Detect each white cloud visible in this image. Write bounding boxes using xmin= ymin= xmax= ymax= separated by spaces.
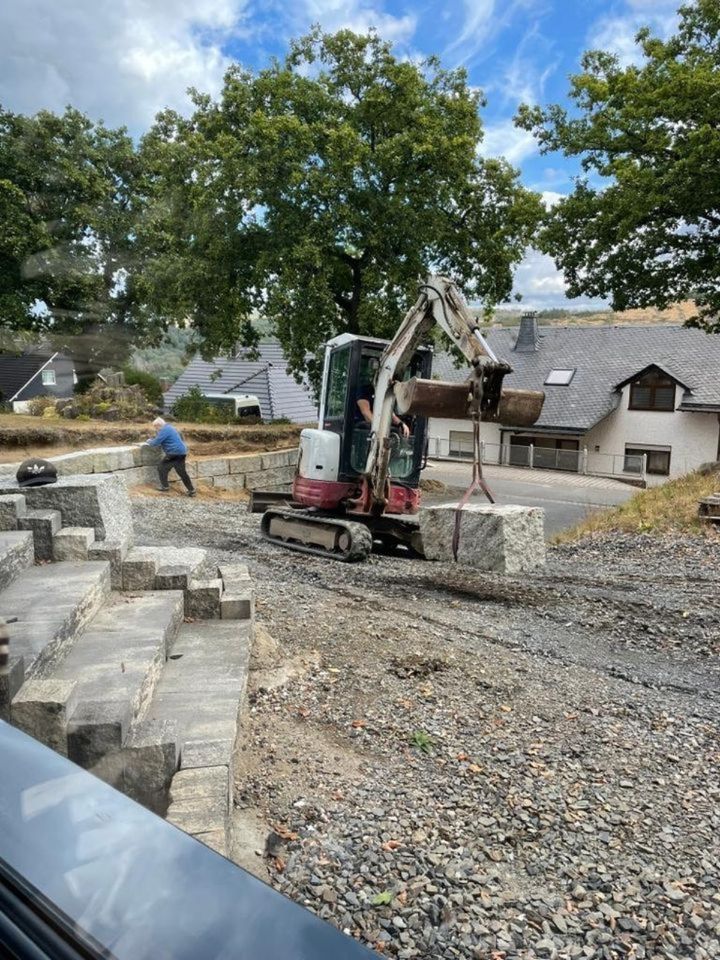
xmin=0 ymin=0 xmax=247 ymax=130
xmin=299 ymin=0 xmax=416 ymax=42
xmin=490 ymin=21 xmax=558 ymax=107
xmin=541 ymin=190 xmax=564 ymax=209
xmin=0 ymin=0 xmax=419 ymax=131
xmin=443 ymin=0 xmax=544 ymax=69
xmin=472 ymin=19 xmax=558 ymax=168
xmin=512 ymin=249 xmax=609 ymax=309
xmin=478 ymin=119 xmax=537 ymax=165
xmin=587 ymin=1 xmax=678 ymax=67
xmin=443 ymin=0 xmax=496 ymax=60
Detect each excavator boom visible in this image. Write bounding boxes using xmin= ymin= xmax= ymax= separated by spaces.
xmin=362 ymin=276 xmax=544 ymax=513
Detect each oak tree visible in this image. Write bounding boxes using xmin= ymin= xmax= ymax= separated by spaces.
xmin=516 ymin=0 xmax=720 ymax=330
xmin=141 ymin=29 xmax=542 ymax=383
xmin=0 ymin=107 xmax=149 ymax=364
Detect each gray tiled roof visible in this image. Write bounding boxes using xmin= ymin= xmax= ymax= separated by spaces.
xmin=0 ymin=351 xmax=53 ymax=402
xmin=164 ymin=341 xmax=318 ymax=424
xmin=432 ymin=325 xmax=720 ymax=432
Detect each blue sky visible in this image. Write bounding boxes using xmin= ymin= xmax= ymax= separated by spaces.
xmin=0 ymin=0 xmax=680 ymax=307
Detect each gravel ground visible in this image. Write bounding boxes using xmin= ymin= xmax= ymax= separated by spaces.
xmin=133 ymin=494 xmax=720 ymax=960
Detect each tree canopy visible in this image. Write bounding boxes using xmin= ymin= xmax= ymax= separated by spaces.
xmin=140 ymin=28 xmax=542 ymax=383
xmin=516 ymin=0 xmax=720 ymax=332
xmin=0 ymin=106 xmax=151 ymax=364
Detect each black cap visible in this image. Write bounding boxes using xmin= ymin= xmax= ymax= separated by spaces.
xmin=16 ymin=458 xmax=58 ymax=487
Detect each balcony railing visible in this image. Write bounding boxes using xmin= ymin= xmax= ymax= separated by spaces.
xmin=428 ymin=437 xmax=647 ymax=480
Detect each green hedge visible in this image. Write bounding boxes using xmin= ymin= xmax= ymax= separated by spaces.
xmin=122 ymin=367 xmax=164 ymax=408
xmin=170 ymin=385 xmax=237 ymax=424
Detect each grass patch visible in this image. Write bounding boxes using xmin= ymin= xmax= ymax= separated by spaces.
xmin=555 ymin=469 xmax=720 ymax=542
xmin=410 ymin=730 xmax=435 ymax=754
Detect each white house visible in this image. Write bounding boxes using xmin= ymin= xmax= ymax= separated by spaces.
xmin=430 ymin=317 xmax=720 ymax=482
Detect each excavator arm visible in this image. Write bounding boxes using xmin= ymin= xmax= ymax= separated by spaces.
xmin=361 ymin=276 xmax=544 ymax=513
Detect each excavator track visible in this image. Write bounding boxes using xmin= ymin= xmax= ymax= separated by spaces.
xmin=260 ymin=508 xmax=374 ymax=562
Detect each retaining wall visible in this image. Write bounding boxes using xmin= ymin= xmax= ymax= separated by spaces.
xmin=0 ymin=445 xmax=299 ymax=492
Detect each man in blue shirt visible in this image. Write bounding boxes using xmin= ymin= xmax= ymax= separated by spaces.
xmin=145 ymin=417 xmax=196 ymax=497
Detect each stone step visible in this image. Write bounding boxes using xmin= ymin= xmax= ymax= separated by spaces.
xmin=218 ymin=564 xmax=254 ymax=621
xmin=0 ymin=530 xmax=34 ymax=592
xmin=88 ymin=540 xmax=127 ymax=590
xmin=19 ymin=508 xmax=62 ymax=561
xmin=145 ymin=620 xmax=252 ymax=854
xmin=0 ymin=561 xmax=111 ymax=719
xmin=122 ymin=546 xmax=206 ymax=592
xmin=0 ymin=474 xmax=135 ymax=552
xmin=12 ymin=591 xmax=185 ymax=767
xmin=185 ymin=578 xmax=222 ymax=618
xmin=53 ymin=526 xmax=96 ymax=562
xmin=0 ymin=493 xmax=27 ymax=531
xmin=65 ymin=593 xmax=184 ymax=769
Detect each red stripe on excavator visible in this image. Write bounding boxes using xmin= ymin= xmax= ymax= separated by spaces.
xmin=292 ymin=476 xmax=356 ymax=509
xmin=293 ymin=475 xmax=421 ymax=515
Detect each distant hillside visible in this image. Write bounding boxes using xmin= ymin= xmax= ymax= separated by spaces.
xmin=488 ymin=301 xmax=698 ymax=328
xmin=133 ymin=302 xmax=700 ymax=385
xmin=132 ymin=327 xmax=197 ymax=382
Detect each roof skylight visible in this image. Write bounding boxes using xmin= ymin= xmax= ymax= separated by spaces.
xmin=545 ymin=369 xmax=576 ymax=386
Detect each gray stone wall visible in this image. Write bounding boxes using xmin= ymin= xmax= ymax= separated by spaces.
xmin=0 ymin=445 xmax=298 ymax=493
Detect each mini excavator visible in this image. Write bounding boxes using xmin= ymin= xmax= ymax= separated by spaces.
xmin=252 ymin=276 xmax=545 ymax=561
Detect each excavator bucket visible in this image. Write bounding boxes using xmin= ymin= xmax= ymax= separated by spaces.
xmin=394 ymin=377 xmax=544 ymax=428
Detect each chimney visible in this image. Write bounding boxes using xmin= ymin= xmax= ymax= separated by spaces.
xmin=514 ymin=311 xmax=540 ymax=352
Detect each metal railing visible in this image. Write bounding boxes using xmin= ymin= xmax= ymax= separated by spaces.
xmin=428 ymin=436 xmax=647 ymax=480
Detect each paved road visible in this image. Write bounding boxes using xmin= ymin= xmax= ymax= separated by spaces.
xmin=424 ymin=460 xmax=636 ymax=538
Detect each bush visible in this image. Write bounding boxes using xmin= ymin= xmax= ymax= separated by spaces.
xmin=122 ymin=366 xmax=164 ymax=408
xmin=171 ymin=385 xmax=236 ymax=424
xmin=27 ymin=395 xmax=57 ymax=417
xmin=60 ymin=379 xmax=156 ymax=422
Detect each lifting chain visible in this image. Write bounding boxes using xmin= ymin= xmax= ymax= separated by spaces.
xmin=451 ymin=369 xmax=496 ymax=562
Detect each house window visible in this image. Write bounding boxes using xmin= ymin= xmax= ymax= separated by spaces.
xmin=41 ymin=369 xmax=56 ymax=386
xmin=628 ymin=370 xmax=675 ymax=411
xmin=544 ymin=369 xmax=575 ymax=386
xmin=624 ymin=446 xmax=671 ymax=476
xmin=72 ymin=369 xmax=78 ymax=385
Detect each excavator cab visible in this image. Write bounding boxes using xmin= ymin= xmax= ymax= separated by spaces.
xmin=320 ymin=334 xmax=432 ymax=490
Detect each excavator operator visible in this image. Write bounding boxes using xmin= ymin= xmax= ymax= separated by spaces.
xmin=355 ymin=358 xmax=410 ymax=437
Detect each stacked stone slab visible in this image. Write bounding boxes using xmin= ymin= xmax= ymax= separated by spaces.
xmin=0 ymin=472 xmax=256 ymax=857
xmin=151 ymin=617 xmax=252 ymax=855
xmin=0 ymin=444 xmax=298 ymax=492
xmin=0 ymin=530 xmax=34 ymax=591
xmin=0 ymin=561 xmax=112 ymax=720
xmin=0 ymin=473 xmax=134 ymax=551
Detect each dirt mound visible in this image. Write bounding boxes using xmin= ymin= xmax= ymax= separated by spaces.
xmin=0 ymin=413 xmax=303 ymax=461
xmin=419 ymin=478 xmax=447 ymax=494
xmin=130 ymin=483 xmax=250 ymax=503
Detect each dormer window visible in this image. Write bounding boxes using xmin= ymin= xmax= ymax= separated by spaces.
xmin=628 ymin=369 xmax=675 ymax=411
xmin=544 ymin=369 xmax=575 ymax=386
